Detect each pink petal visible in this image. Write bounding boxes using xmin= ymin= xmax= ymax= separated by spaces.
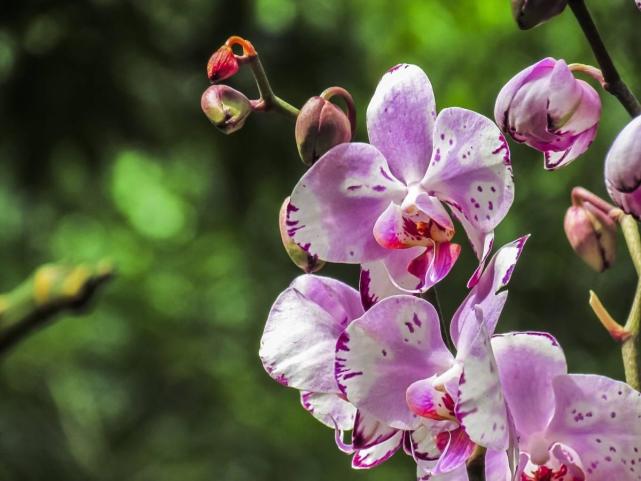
xmin=406 ymin=423 xmax=448 ymax=461
xmin=352 ymin=410 xmax=398 ymax=449
xmin=485 ymin=449 xmax=511 ymax=481
xmin=546 ymin=374 xmax=641 ymax=481
xmin=544 ymin=124 xmax=598 ymax=170
xmin=492 ymin=332 xmax=567 ymax=446
xmin=367 ymin=64 xmax=436 ymax=185
xmin=434 ymin=427 xmax=476 ymax=473
xmin=422 ymin=107 xmax=514 ymax=239
xmin=359 ymin=261 xmax=407 ymax=310
xmin=260 ymin=275 xmax=361 ymax=393
xmin=336 ymin=296 xmax=454 ymax=430
xmin=293 ymin=274 xmax=364 ymax=326
xmin=451 ymin=236 xmax=529 ymax=347
xmin=352 ymin=431 xmax=403 ymax=469
xmin=494 ymin=58 xmax=557 ymax=133
xmin=455 ymin=318 xmax=509 ymax=451
xmin=407 ymin=377 xmax=456 ymax=421
xmin=418 ymin=461 xmax=470 ymax=481
xmin=300 ymin=391 xmax=356 ymax=430
xmin=289 ymin=142 xmax=406 ymax=263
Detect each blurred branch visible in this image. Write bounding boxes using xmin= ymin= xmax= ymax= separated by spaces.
xmin=568 ymin=0 xmax=641 ymax=117
xmin=0 ymin=260 xmax=114 ymax=355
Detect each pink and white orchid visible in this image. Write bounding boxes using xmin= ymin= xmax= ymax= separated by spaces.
xmin=259 ymin=274 xmax=411 ymax=469
xmin=492 ymin=332 xmax=641 ymax=481
xmin=495 ymin=58 xmax=601 ymax=171
xmin=335 ymin=237 xmax=528 ymax=481
xmin=287 ymin=64 xmax=514 ymax=295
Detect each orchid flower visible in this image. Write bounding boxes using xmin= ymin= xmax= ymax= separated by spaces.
xmin=492 ymin=332 xmax=641 ymax=481
xmin=259 ymin=274 xmax=408 ymax=468
xmin=335 ymin=237 xmax=528 ymax=480
xmin=495 ymin=58 xmax=601 ymax=170
xmin=287 ymin=64 xmax=514 ymax=295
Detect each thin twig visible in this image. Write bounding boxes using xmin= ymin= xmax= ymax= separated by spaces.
xmin=568 ymin=0 xmax=641 ymax=117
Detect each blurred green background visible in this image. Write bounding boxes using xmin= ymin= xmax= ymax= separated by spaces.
xmin=0 ymin=0 xmax=638 ymax=479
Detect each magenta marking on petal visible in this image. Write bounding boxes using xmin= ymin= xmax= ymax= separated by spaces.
xmin=491 ymin=134 xmax=511 ymax=165
xmin=405 ymin=322 xmax=415 ymax=333
xmin=337 ymin=332 xmax=350 ymax=352
xmin=413 ymin=313 xmax=422 ymax=327
xmin=343 ymin=371 xmax=364 ymax=380
xmin=359 ymin=269 xmax=377 ymax=311
xmin=347 ymin=185 xmax=363 ymax=191
xmin=379 ymin=167 xmax=395 ymax=182
xmin=373 ymin=185 xmax=387 ymax=192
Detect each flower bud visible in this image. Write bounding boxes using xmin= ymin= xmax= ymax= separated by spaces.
xmin=495 ymin=58 xmax=601 ymax=170
xmin=511 ymin=0 xmax=568 ymax=29
xmin=206 ymin=45 xmax=239 ymax=83
xmin=564 ymin=202 xmax=616 ymax=272
xmin=295 ymin=96 xmax=352 ymax=166
xmin=279 ymin=197 xmax=325 ymax=273
xmin=201 ymin=84 xmax=252 ymax=134
xmin=605 ymin=116 xmax=641 ymax=220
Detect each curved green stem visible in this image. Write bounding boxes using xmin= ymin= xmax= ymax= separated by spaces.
xmin=619 ymin=214 xmax=641 ymax=390
xmin=245 ymin=54 xmax=299 ymax=118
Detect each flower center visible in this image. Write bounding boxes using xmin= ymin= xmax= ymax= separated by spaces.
xmin=521 ymin=443 xmax=585 ymax=481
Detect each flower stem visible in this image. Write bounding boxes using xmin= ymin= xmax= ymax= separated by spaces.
xmin=245 ymin=54 xmax=300 ymax=118
xmin=568 ymin=0 xmax=641 ymax=117
xmin=425 ymin=287 xmax=452 ymax=351
xmin=618 ymin=213 xmax=641 ymax=390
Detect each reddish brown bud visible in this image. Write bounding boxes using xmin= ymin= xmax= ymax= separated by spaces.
xmin=295 ymin=96 xmax=352 ymax=166
xmin=279 ymin=197 xmax=325 ymax=273
xmin=207 ymin=45 xmax=239 ymax=83
xmin=201 ymin=84 xmax=252 ymax=134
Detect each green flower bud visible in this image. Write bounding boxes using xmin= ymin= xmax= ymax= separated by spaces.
xmin=511 ymin=0 xmax=568 ymax=29
xmin=279 ymin=197 xmax=325 ymax=273
xmin=201 ymin=84 xmax=252 ymax=134
xmin=295 ymin=96 xmax=352 ymax=166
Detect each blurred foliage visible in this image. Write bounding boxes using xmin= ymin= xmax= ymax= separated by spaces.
xmin=0 ymin=0 xmax=639 ymax=479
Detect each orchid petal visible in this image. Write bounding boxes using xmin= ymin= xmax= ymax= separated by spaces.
xmin=494 ymin=58 xmax=558 ymax=134
xmin=382 ymin=243 xmax=461 ymax=294
xmin=292 ymin=274 xmax=364 ymax=326
xmin=260 ymin=275 xmax=361 ymax=392
xmin=485 ymin=449 xmax=511 ymax=481
xmin=434 ymin=427 xmax=476 ymax=473
xmin=407 ymin=377 xmax=456 ymax=421
xmin=406 ymin=423 xmax=449 ymax=461
xmin=300 ymin=391 xmax=356 ymax=430
xmin=422 ymin=107 xmax=514 ymax=239
xmin=367 ymin=64 xmax=436 ymax=185
xmin=418 ymin=461 xmax=470 ymax=481
xmin=456 ymin=316 xmax=509 ymax=451
xmin=544 ymin=124 xmax=598 ymax=170
xmin=492 ymin=332 xmax=567 ymax=446
xmin=451 ymin=236 xmax=529 ymax=347
xmin=289 ymin=142 xmax=405 ymax=263
xmin=352 ymin=431 xmax=403 ymax=469
xmin=546 ymin=374 xmax=641 ymax=481
xmin=359 ymin=262 xmax=406 ymax=310
xmin=336 ymin=296 xmax=453 ymax=430
xmin=352 ymin=410 xmax=398 ymax=450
